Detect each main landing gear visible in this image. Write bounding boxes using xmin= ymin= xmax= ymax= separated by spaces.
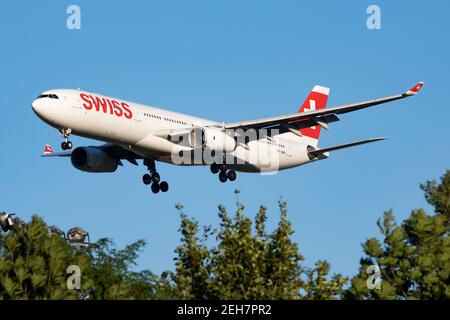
xmin=143 ymin=159 xmax=169 ymax=194
xmin=210 ymin=163 xmax=237 ymax=183
xmin=60 ymin=128 xmax=73 ymax=150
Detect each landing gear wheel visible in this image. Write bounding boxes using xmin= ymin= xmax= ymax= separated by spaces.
xmin=219 ymin=164 xmax=227 ymax=172
xmin=210 ymin=163 xmax=220 ymax=174
xmin=227 ymin=170 xmax=237 ymax=181
xmin=61 ymin=141 xmax=72 ymax=150
xmin=159 ymin=181 xmax=169 ymax=192
xmin=151 ymin=183 xmax=160 ymax=194
xmin=219 ymin=171 xmax=228 ymax=183
xmin=142 ymin=174 xmax=152 ymax=185
xmin=143 ymin=159 xmax=167 ymax=193
xmin=60 ymin=128 xmax=72 ymax=150
xmin=151 ymin=172 xmax=160 ymax=183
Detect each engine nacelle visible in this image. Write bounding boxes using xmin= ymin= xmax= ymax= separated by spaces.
xmin=188 ymin=127 xmax=236 ymax=152
xmin=71 ymin=147 xmax=118 ymax=173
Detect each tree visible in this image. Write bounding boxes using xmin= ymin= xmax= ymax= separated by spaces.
xmin=0 ymin=216 xmax=91 ymax=299
xmin=85 ymin=238 xmax=160 ymax=300
xmin=304 ymin=260 xmax=348 ymax=300
xmin=164 ymin=204 xmax=211 ymax=299
xmin=0 ymin=216 xmax=160 ymax=300
xmin=420 ymin=169 xmax=450 ymax=226
xmin=166 ymin=197 xmax=346 ymax=299
xmin=345 ymin=170 xmax=450 ymax=299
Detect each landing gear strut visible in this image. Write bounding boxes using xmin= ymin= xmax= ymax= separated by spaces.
xmin=143 ymin=159 xmax=169 ymax=193
xmin=210 ymin=164 xmax=237 ymax=183
xmin=60 ymin=128 xmax=73 ymax=150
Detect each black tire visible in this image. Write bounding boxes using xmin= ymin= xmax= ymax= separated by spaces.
xmin=219 ymin=164 xmax=227 ymax=172
xmin=210 ymin=163 xmax=219 ymax=174
xmin=142 ymin=173 xmax=152 ymax=185
xmin=151 ymin=172 xmax=161 ymax=183
xmin=66 ymin=141 xmax=73 ymax=149
xmin=227 ymin=170 xmax=237 ymax=181
xmin=219 ymin=171 xmax=228 ymax=183
xmin=61 ymin=142 xmax=67 ymax=150
xmin=159 ymin=181 xmax=169 ymax=192
xmin=151 ymin=183 xmax=160 ymax=193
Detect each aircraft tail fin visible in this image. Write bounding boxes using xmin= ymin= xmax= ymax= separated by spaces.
xmin=297 ymin=85 xmax=330 ymax=145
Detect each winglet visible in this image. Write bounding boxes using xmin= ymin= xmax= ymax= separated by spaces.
xmin=41 ymin=144 xmax=72 ymax=157
xmin=43 ymin=144 xmax=53 ymax=155
xmin=405 ymin=82 xmax=425 ymax=96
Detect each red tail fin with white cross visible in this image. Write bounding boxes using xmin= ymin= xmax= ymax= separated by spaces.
xmin=298 ymin=85 xmax=329 ymax=141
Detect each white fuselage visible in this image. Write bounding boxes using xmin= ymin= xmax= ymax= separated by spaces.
xmin=32 ymin=89 xmax=315 ymax=172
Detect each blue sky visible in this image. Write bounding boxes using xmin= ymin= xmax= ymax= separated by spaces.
xmin=0 ymin=1 xmax=448 ymax=279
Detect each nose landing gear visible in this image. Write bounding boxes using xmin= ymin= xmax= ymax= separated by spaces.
xmin=143 ymin=159 xmax=169 ymax=193
xmin=60 ymin=128 xmax=73 ymax=150
xmin=210 ymin=164 xmax=237 ymax=183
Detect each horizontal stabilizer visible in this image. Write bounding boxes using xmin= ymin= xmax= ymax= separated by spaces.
xmin=308 ymin=137 xmax=386 ymax=158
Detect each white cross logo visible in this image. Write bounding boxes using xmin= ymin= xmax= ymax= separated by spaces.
xmin=303 ymin=99 xmax=316 ymax=130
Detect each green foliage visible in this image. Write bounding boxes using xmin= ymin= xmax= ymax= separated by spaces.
xmin=345 ymin=170 xmax=450 ymax=299
xmin=164 ymin=204 xmax=210 ymax=299
xmin=304 ymin=260 xmax=348 ymax=300
xmin=0 ymin=216 xmax=159 ymax=300
xmin=420 ymin=170 xmax=450 ymax=220
xmin=85 ymin=238 xmax=159 ymax=299
xmin=2 ymin=170 xmax=448 ymax=300
xmin=165 ymin=199 xmax=345 ymax=299
xmin=0 ymin=216 xmax=91 ymax=299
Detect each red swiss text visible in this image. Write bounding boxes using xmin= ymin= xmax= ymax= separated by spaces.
xmin=80 ymin=93 xmax=133 ymax=119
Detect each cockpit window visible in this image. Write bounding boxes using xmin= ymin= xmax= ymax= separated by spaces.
xmin=37 ymin=94 xmax=59 ymax=99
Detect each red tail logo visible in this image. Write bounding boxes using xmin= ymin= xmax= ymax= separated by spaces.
xmin=298 ymin=85 xmax=329 ymax=140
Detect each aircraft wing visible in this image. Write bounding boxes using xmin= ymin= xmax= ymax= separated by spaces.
xmin=98 ymin=143 xmax=143 ymax=165
xmin=224 ymin=82 xmax=424 ymax=131
xmin=41 ymin=145 xmax=72 ymax=157
xmin=41 ymin=143 xmax=142 ymax=166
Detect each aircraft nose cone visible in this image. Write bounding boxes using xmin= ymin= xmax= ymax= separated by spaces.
xmin=31 ymin=98 xmax=52 ymax=122
xmin=31 ymin=99 xmax=41 ymax=114
xmin=32 ymin=97 xmax=56 ymax=124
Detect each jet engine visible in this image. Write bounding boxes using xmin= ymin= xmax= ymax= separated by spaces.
xmin=71 ymin=147 xmax=118 ymax=173
xmin=188 ymin=127 xmax=236 ymax=152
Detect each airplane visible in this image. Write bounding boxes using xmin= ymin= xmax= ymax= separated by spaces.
xmin=32 ymin=82 xmax=424 ymax=193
